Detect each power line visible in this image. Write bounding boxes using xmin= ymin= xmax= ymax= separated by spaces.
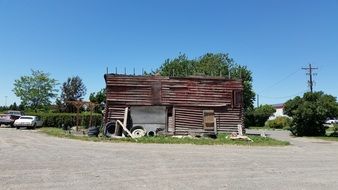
xmin=302 ymin=64 xmax=318 ymax=93
xmin=259 ymin=90 xmax=307 ymax=99
xmin=257 ymin=69 xmax=300 ymax=94
xmin=256 ymin=69 xmax=301 ymax=106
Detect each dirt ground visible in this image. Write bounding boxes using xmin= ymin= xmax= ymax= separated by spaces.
xmin=1 ymin=128 xmax=338 ymax=190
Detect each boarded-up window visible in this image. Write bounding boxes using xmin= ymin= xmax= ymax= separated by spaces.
xmin=232 ymin=90 xmax=243 ymax=108
xmin=203 ymin=110 xmax=215 ymax=130
xmin=152 ymin=81 xmax=162 ymax=105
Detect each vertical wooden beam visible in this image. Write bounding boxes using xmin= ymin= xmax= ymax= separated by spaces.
xmin=165 ymin=107 xmax=168 ymax=133
xmin=123 ymin=107 xmax=128 ymax=127
xmin=172 ymin=107 xmax=176 ymax=134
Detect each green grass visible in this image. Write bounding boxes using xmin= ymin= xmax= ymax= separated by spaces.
xmin=39 ymin=127 xmax=289 ymax=146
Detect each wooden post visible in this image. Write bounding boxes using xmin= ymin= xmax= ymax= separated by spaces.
xmin=173 ymin=107 xmax=176 ymax=134
xmin=214 ymin=117 xmax=217 ymax=134
xmin=123 ymin=107 xmax=128 ymax=127
xmin=76 ymin=107 xmax=80 ymax=131
xmin=88 ymin=102 xmax=98 ymax=127
xmin=66 ymin=100 xmax=87 ymax=131
xmin=72 ymin=101 xmax=84 ymax=131
xmin=238 ymin=124 xmax=243 ymax=136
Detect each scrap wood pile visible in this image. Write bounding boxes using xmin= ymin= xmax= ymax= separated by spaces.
xmin=227 ymin=132 xmax=253 ymax=142
xmin=227 ymin=124 xmax=253 ymax=142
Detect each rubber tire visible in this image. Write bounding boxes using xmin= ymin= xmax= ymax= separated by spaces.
xmin=16 ymin=126 xmax=20 ymax=129
xmin=147 ymin=130 xmax=156 ymax=137
xmin=88 ymin=127 xmax=99 ymax=137
xmin=103 ymin=121 xmax=116 ymax=137
xmin=131 ymin=126 xmax=146 ymax=138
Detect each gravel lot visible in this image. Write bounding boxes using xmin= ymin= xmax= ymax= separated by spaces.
xmin=1 ymin=128 xmax=338 ymax=190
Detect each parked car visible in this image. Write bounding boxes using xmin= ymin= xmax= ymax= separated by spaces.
xmin=0 ymin=110 xmax=24 ymax=127
xmin=14 ymin=116 xmax=43 ymax=129
xmin=0 ymin=114 xmax=16 ymax=127
xmin=5 ymin=110 xmax=24 ymax=117
xmin=325 ymin=118 xmax=338 ymax=124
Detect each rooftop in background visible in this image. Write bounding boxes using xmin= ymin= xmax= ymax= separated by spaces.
xmin=271 ymin=104 xmax=284 ymax=109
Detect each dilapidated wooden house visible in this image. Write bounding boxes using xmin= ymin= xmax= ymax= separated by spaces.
xmin=104 ymin=74 xmax=243 ymax=136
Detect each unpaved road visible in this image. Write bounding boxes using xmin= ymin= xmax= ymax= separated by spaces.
xmin=1 ymin=128 xmax=338 ymax=190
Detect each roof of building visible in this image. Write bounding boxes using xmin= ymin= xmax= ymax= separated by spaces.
xmin=271 ymin=103 xmax=284 ymax=109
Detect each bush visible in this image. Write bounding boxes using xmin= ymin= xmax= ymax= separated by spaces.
xmin=330 ymin=124 xmax=338 ymax=137
xmin=26 ymin=112 xmax=103 ymax=128
xmin=284 ymin=92 xmax=338 ymax=136
xmin=265 ymin=116 xmax=292 ymax=129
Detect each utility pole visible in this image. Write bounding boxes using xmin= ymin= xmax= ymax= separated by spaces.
xmin=5 ymin=96 xmax=7 ymax=107
xmin=302 ymin=64 xmax=318 ymax=93
xmin=256 ymin=94 xmax=259 ymax=107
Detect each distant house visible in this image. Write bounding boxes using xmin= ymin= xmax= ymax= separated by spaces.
xmin=268 ymin=103 xmax=288 ymax=120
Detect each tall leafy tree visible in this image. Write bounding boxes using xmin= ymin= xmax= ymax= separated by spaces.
xmin=61 ymin=76 xmax=87 ymax=112
xmin=156 ymin=53 xmax=255 ymax=111
xmin=9 ymin=102 xmax=18 ymax=110
xmin=284 ymin=91 xmax=338 ymax=136
xmin=89 ymin=88 xmax=106 ymax=104
xmin=13 ymin=70 xmax=58 ymax=110
xmin=89 ymin=88 xmax=106 ymax=113
xmin=244 ymin=104 xmax=275 ymax=127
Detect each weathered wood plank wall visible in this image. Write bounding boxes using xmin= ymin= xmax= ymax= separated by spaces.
xmin=105 ymin=74 xmax=243 ymax=134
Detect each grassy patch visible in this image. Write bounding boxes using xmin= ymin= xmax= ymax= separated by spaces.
xmin=39 ymin=127 xmax=289 ymax=146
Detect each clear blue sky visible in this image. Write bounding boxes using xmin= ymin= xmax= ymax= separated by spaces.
xmin=0 ymin=0 xmax=337 ymax=106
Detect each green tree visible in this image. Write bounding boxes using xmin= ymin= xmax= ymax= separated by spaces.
xmin=61 ymin=76 xmax=87 ymax=112
xmin=155 ymin=53 xmax=255 ymax=111
xmin=54 ymin=98 xmax=64 ymax=113
xmin=9 ymin=102 xmax=18 ymax=110
xmin=244 ymin=104 xmax=275 ymax=127
xmin=284 ymin=91 xmax=338 ymax=136
xmin=89 ymin=89 xmax=106 ymax=113
xmin=13 ymin=70 xmax=58 ymax=110
xmin=157 ymin=54 xmax=196 ymax=76
xmin=231 ymin=65 xmax=255 ymax=111
xmin=89 ymin=89 xmax=106 ymax=104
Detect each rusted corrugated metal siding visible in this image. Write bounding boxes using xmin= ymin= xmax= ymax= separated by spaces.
xmin=174 ymin=107 xmax=204 ymax=135
xmin=106 ymin=104 xmax=126 ymax=123
xmin=105 ymin=75 xmax=242 ymax=107
xmin=105 ymin=76 xmax=159 ymax=106
xmin=161 ymin=78 xmax=232 ymax=106
xmin=105 ymin=74 xmax=243 ymax=134
xmin=215 ymin=108 xmax=243 ymax=133
xmin=173 ymin=106 xmax=243 ymax=135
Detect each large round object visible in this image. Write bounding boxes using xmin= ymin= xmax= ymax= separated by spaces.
xmin=88 ymin=127 xmax=99 ymax=137
xmin=147 ymin=130 xmax=156 ymax=137
xmin=103 ymin=121 xmax=116 ymax=137
xmin=131 ymin=126 xmax=146 ymax=138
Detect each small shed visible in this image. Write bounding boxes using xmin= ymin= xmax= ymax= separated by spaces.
xmin=104 ymin=74 xmax=244 ymax=136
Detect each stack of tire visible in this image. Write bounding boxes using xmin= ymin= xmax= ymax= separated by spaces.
xmin=87 ymin=127 xmax=99 ymax=137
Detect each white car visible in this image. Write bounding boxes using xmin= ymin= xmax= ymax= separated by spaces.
xmin=325 ymin=119 xmax=338 ymax=124
xmin=14 ymin=116 xmax=43 ymax=129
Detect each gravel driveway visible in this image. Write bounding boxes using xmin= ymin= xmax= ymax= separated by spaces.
xmin=1 ymin=128 xmax=338 ymax=190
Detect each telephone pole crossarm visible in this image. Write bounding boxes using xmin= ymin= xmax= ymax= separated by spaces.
xmin=302 ymin=64 xmax=318 ymax=93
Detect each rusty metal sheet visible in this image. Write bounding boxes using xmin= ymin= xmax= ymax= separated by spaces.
xmin=104 ymin=74 xmax=244 ymax=134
